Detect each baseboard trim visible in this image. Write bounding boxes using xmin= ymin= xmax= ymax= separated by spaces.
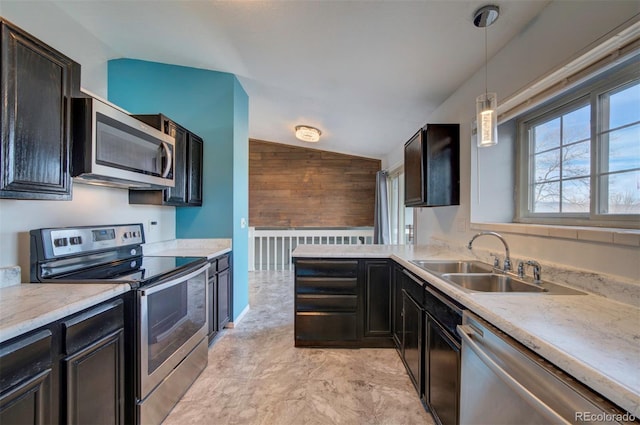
xmin=227 ymin=304 xmax=250 ymax=328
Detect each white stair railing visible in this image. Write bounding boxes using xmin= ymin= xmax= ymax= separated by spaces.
xmin=248 ymin=227 xmax=374 ymax=271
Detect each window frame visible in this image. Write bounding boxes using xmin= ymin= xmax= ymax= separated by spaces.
xmin=516 ymin=58 xmax=640 ymax=228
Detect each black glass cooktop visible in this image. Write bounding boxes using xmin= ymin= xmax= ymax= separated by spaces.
xmin=50 ymin=255 xmax=207 ymax=287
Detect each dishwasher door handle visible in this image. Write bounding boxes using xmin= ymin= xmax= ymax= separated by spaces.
xmin=457 ymin=324 xmax=571 ymax=425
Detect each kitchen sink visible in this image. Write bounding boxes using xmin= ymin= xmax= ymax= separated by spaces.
xmin=410 ymin=260 xmax=494 ymax=274
xmin=410 ymin=259 xmax=586 ymax=295
xmin=441 ymin=273 xmax=547 ymax=293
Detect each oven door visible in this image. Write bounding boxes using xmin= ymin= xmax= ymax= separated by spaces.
xmin=138 ymin=264 xmax=208 ymax=399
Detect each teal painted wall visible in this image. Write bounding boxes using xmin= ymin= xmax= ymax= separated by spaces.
xmin=108 ymin=59 xmax=249 ymax=321
xmin=232 ymin=78 xmax=249 ymax=319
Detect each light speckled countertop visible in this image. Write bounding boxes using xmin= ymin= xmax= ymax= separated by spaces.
xmin=143 ymin=238 xmax=232 ymax=259
xmin=292 ymin=244 xmax=640 ymax=417
xmin=0 ymin=283 xmax=131 ymax=343
xmin=0 ymin=239 xmax=232 ymax=344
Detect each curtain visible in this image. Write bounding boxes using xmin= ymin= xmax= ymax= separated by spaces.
xmin=373 ymin=170 xmax=390 ymax=244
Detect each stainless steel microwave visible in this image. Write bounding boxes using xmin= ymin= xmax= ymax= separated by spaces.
xmin=71 ymin=97 xmax=175 ymax=188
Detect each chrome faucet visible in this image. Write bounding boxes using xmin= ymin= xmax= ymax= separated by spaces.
xmin=467 ymin=231 xmax=512 ymax=272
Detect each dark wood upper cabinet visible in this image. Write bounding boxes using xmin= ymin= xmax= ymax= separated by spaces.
xmin=404 ymin=124 xmax=460 ymax=207
xmin=0 ymin=18 xmax=80 ymax=200
xmin=187 ymin=133 xmax=203 ymax=205
xmin=128 ymin=114 xmax=203 ymax=207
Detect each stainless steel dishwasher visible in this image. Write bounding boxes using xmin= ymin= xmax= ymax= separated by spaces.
xmin=457 ymin=312 xmax=636 ymax=425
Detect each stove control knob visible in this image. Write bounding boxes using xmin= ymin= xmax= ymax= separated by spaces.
xmin=131 ymin=249 xmax=137 ymax=256
xmin=130 ymin=260 xmax=137 ymax=268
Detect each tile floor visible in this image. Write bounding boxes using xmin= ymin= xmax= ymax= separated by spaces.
xmin=163 ymin=270 xmax=433 ymax=425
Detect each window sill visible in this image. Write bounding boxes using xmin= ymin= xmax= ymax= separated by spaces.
xmin=469 ymin=222 xmax=640 ymax=247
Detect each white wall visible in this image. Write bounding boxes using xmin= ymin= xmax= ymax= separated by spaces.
xmin=0 ymin=3 xmax=176 ymax=281
xmin=385 ymin=1 xmax=640 ymax=282
xmin=1 ymin=1 xmax=114 ymax=97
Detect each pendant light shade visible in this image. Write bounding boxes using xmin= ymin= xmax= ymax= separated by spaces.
xmin=473 ymin=5 xmax=499 ymax=148
xmin=476 ymin=92 xmax=497 ymax=147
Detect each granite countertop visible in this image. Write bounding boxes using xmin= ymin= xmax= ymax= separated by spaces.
xmin=143 ymin=238 xmax=232 ymax=259
xmin=0 ymin=282 xmax=131 ymax=343
xmin=292 ymin=244 xmax=640 ymax=417
xmin=0 ymin=239 xmax=232 ymax=344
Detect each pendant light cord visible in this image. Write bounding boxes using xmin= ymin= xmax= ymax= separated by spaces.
xmin=484 ymin=24 xmax=488 ymax=97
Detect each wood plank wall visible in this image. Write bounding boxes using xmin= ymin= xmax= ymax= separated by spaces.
xmin=249 ymin=139 xmax=381 ymax=227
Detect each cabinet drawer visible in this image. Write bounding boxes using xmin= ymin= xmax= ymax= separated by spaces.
xmin=296 ymin=295 xmax=357 ymax=312
xmin=208 ymin=260 xmax=217 ymax=276
xmin=217 ymin=254 xmax=230 ymax=271
xmin=0 ymin=330 xmax=52 ymax=393
xmin=295 ymin=260 xmax=358 ymax=277
xmin=62 ymin=299 xmax=124 ymax=355
xmin=296 ymin=277 xmax=357 ymax=294
xmin=295 ymin=313 xmax=357 ymax=341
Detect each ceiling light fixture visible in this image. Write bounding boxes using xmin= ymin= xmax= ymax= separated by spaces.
xmin=474 ymin=5 xmax=499 ymax=148
xmin=295 ymin=125 xmax=322 ymax=143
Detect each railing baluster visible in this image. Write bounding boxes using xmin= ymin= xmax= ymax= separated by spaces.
xmin=248 ymin=229 xmax=375 ymax=271
xmin=257 ymin=236 xmax=262 ymax=271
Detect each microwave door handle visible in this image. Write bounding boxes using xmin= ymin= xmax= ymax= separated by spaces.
xmin=161 ymin=142 xmax=172 ymax=178
xmin=457 ymin=325 xmax=571 ymax=425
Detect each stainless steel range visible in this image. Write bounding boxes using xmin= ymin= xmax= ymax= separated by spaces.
xmin=30 ymin=223 xmax=209 ymax=425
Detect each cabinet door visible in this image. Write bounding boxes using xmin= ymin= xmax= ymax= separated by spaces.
xmin=404 ymin=129 xmax=424 ymax=206
xmin=402 ymin=291 xmax=423 ymax=396
xmin=62 ymin=299 xmax=125 ymax=425
xmin=363 ymin=260 xmax=391 ymax=338
xmin=217 ymin=268 xmax=231 ymax=330
xmin=427 ymin=317 xmax=460 ymax=425
xmin=164 ymin=120 xmax=188 ymax=205
xmin=64 ymin=330 xmax=124 ymax=425
xmin=392 ymin=266 xmax=404 ymax=349
xmin=186 ymin=133 xmax=203 ymax=206
xmin=424 ymin=124 xmax=460 ymax=206
xmin=0 ymin=20 xmax=75 ymax=200
xmin=0 ymin=330 xmax=52 ymax=425
xmin=207 ymin=263 xmax=218 ymax=344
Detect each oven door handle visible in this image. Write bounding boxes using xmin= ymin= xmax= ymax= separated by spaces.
xmin=141 ymin=263 xmax=208 ymax=296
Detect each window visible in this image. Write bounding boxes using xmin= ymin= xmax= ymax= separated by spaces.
xmin=517 ymin=58 xmax=640 ymax=228
xmin=387 ymin=168 xmax=414 ymax=244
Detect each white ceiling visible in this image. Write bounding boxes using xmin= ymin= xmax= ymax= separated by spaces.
xmin=50 ymin=0 xmax=550 ymax=159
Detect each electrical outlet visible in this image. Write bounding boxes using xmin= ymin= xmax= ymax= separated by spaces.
xmin=240 ymin=218 xmax=247 ymax=229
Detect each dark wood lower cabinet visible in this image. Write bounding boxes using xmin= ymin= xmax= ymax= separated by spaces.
xmin=0 ymin=296 xmax=130 ymax=425
xmin=426 ymin=317 xmax=460 ymax=425
xmin=402 ymin=290 xmax=424 ymax=395
xmin=217 ymin=267 xmax=231 ymax=330
xmin=293 ymin=258 xmax=393 ymax=347
xmin=208 ymin=253 xmax=232 ymax=344
xmin=64 ymin=329 xmax=124 ymax=425
xmin=363 ymin=261 xmax=392 ymax=339
xmin=0 ymin=330 xmax=52 ymax=425
xmin=392 ymin=265 xmax=404 ymax=349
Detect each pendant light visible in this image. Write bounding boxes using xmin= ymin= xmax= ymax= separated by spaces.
xmin=474 ymin=5 xmax=499 ymax=147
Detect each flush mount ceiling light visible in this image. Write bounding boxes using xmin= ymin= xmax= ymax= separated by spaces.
xmin=474 ymin=5 xmax=499 ymax=148
xmin=295 ymin=125 xmax=322 ymax=142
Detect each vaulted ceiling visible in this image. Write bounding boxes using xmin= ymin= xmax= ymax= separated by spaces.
xmin=12 ymin=0 xmax=551 ymax=159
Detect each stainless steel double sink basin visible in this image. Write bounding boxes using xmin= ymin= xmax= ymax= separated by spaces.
xmin=410 ymin=260 xmax=585 ymax=295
